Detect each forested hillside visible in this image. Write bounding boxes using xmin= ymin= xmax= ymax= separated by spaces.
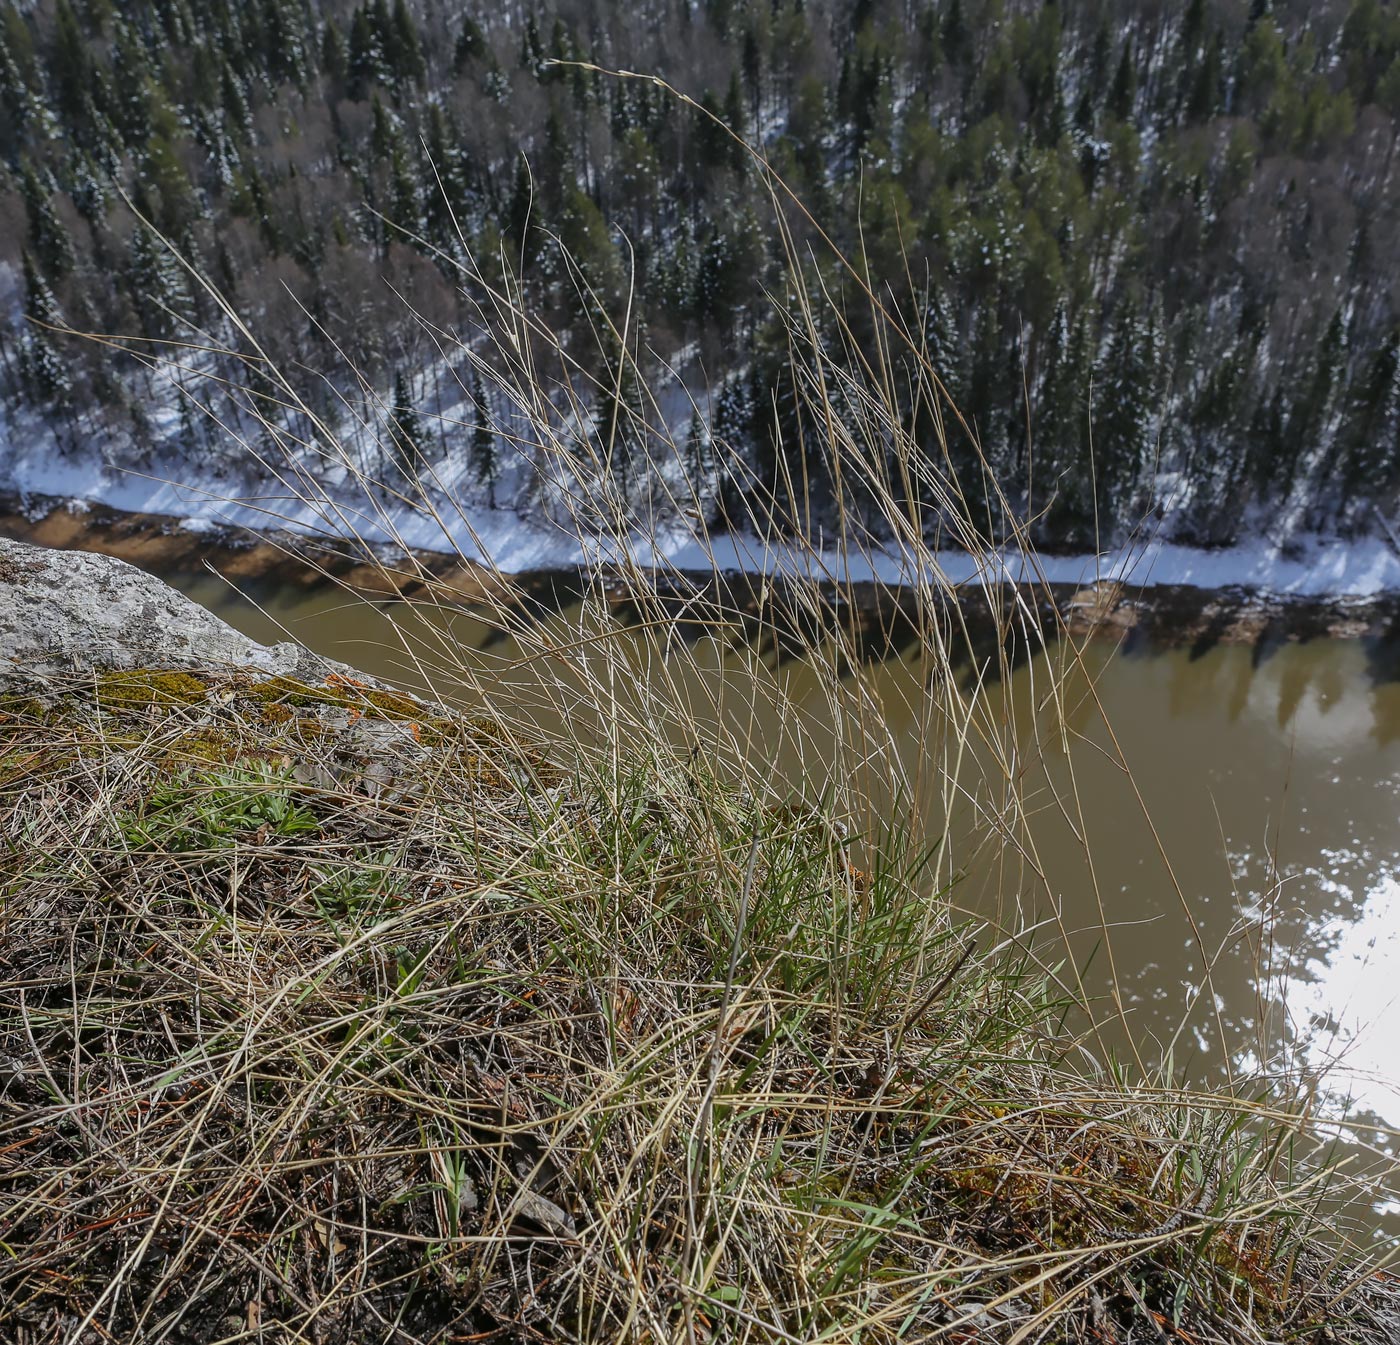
xmin=2 ymin=0 xmax=1399 ymax=552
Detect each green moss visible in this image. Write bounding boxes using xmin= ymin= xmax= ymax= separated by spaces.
xmin=7 ymin=666 xmax=560 ymax=811
xmin=0 ymin=695 xmax=49 ymax=722
xmin=160 ymin=728 xmax=240 ymax=768
xmin=363 ymin=687 xmax=430 ymax=720
xmin=463 ymin=714 xmax=513 ymax=741
xmin=237 ymin=674 xmax=322 ymax=706
xmin=97 ymin=670 xmax=209 ymax=710
xmin=239 ymin=673 xmax=432 ymax=722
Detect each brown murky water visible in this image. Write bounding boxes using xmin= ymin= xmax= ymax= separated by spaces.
xmin=175 ymin=570 xmax=1400 ymax=1236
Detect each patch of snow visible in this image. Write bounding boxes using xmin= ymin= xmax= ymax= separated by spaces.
xmin=6 ymin=363 xmax=1400 ymax=595
xmin=10 ymin=441 xmax=1400 ymax=597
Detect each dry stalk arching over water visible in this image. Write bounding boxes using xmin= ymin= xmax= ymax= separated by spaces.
xmin=3 ymin=98 xmax=1400 ymax=1343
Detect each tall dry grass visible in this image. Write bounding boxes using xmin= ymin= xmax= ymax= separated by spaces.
xmin=3 ymin=83 xmax=1398 ymax=1342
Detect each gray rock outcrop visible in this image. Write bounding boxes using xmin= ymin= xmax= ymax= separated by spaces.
xmin=0 ymin=536 xmax=350 ymax=686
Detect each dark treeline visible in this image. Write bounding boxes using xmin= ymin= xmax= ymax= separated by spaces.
xmin=2 ymin=0 xmax=1400 ymax=549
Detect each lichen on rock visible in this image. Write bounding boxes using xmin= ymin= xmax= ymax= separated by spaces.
xmin=0 ymin=535 xmax=359 ymax=689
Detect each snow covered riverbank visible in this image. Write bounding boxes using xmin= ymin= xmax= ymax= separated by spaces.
xmin=6 ymin=427 xmax=1400 ymax=601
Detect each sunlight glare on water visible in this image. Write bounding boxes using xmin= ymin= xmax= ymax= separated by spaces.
xmin=1293 ymin=867 xmax=1400 ymax=1133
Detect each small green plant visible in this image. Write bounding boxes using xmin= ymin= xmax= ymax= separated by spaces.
xmin=427 ymin=1120 xmax=479 ymax=1242
xmin=120 ymin=763 xmax=321 ymax=854
xmin=308 ymin=851 xmax=403 ymax=923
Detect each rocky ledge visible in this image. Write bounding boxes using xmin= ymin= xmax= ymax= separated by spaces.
xmin=0 ymin=533 xmax=562 ymax=819
xmin=0 ymin=534 xmax=357 ymax=688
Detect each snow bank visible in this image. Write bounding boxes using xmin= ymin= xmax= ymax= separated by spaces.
xmin=5 ymin=410 xmax=1400 ymax=598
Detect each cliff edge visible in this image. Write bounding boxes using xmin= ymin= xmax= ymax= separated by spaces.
xmin=0 ymin=535 xmax=351 ymax=687
xmin=1 ymin=536 xmax=1396 ymax=1345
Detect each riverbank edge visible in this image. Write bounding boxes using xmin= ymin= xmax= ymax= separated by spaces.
xmin=3 ymin=537 xmax=1398 ymax=1340
xmin=5 ymin=490 xmax=1399 ymax=649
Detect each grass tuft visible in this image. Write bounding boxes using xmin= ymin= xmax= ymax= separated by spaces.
xmin=1 ymin=675 xmax=1396 ymax=1342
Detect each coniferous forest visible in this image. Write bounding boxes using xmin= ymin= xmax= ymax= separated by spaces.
xmin=2 ymin=0 xmax=1400 ymax=552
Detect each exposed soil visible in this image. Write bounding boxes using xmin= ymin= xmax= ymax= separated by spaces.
xmin=5 ymin=492 xmax=1400 ymax=658
xmin=0 ymin=494 xmax=515 ymax=607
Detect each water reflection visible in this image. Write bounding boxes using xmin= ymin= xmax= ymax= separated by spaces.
xmin=1287 ymin=868 xmax=1400 ymax=1222
xmin=1294 ymin=869 xmax=1400 ymax=1120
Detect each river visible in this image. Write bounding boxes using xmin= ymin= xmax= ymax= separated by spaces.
xmin=173 ymin=567 xmax=1400 ymax=1239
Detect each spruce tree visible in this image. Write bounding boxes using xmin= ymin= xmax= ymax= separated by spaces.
xmin=694 ymin=90 xmax=732 ymax=172
xmin=220 ymin=62 xmax=254 ymax=144
xmin=942 ymin=0 xmax=969 ymax=68
xmin=389 ymin=0 xmax=425 ymax=83
xmin=1287 ymin=309 xmax=1348 ymax=500
xmin=741 ymin=22 xmax=764 ymax=127
xmin=260 ymin=0 xmax=309 ymax=88
xmin=1181 ymin=0 xmax=1207 ymax=60
xmin=423 ymin=104 xmax=467 ymax=242
xmin=1108 ymin=43 xmax=1137 ymax=121
xmin=521 ymin=14 xmax=546 ymax=76
xmin=50 ymin=0 xmax=92 ymax=130
xmin=127 ymin=226 xmax=193 ymax=341
xmin=540 ymin=103 xmax=572 ymax=211
xmin=388 ymin=368 xmax=425 ymax=486
xmin=706 ymin=0 xmax=734 ymax=42
xmin=684 ymin=409 xmax=713 ymax=492
xmin=1328 ymin=325 xmax=1398 ymax=530
xmin=658 ymin=219 xmax=698 ymax=325
xmin=1033 ymin=302 xmax=1087 ymax=535
xmin=1187 ymin=34 xmax=1224 ymax=122
xmin=1088 ymin=19 xmax=1113 ymax=92
xmin=388 ymin=146 xmax=421 ymax=235
xmin=714 ymin=373 xmax=757 ymax=479
xmin=1184 ymin=344 xmax=1251 ymax=544
xmin=110 ymin=21 xmax=154 ymax=146
xmin=504 ymin=156 xmax=539 ymax=272
xmin=320 ymin=20 xmax=348 ymax=86
xmin=788 ymin=75 xmax=829 ymax=189
xmin=913 ymin=288 xmax=963 ymax=513
xmin=371 ymin=93 xmax=401 ymax=161
xmin=455 ymin=15 xmax=489 ymax=72
xmin=961 ymin=301 xmax=1011 ymax=527
xmin=1245 ymin=385 xmax=1289 ymax=501
xmin=468 ymin=368 xmax=500 ymax=507
xmin=347 ymin=7 xmax=382 ymax=99
xmin=695 ymin=211 xmax=761 ymax=339
xmin=0 ymin=19 xmax=33 ymax=148
xmin=560 ymin=186 xmax=623 ymax=306
xmin=723 ymin=72 xmax=747 ymax=165
xmin=20 ymin=160 xmax=74 ymax=279
xmin=1095 ymin=293 xmax=1159 ymax=535
xmin=595 ymin=322 xmax=647 ymax=498
xmin=18 ymin=251 xmax=72 ymax=410
xmin=922 ymin=288 xmax=962 ymax=401
xmin=542 ymin=17 xmax=571 ymax=87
